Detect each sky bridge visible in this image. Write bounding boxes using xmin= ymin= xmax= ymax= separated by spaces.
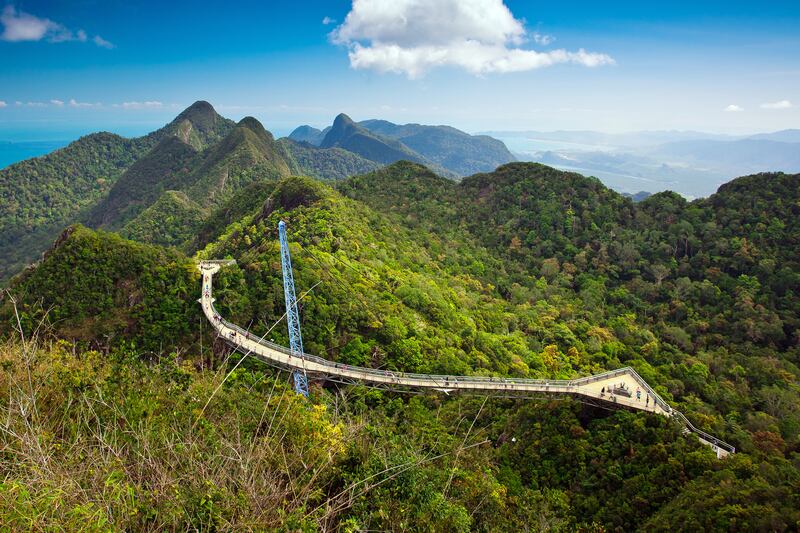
xmin=199 ymin=260 xmax=734 ymax=458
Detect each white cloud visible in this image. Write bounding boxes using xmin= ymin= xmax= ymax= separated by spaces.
xmin=724 ymin=104 xmax=743 ymax=112
xmin=69 ymin=98 xmax=100 ymax=108
xmin=1 ymin=5 xmax=112 ymax=47
xmin=322 ymin=16 xmax=336 ymax=25
xmin=93 ymin=35 xmax=114 ymax=49
xmin=1 ymin=5 xmax=58 ymax=41
xmin=16 ymin=101 xmax=47 ymax=107
xmin=50 ymin=99 xmax=64 ymax=106
xmin=331 ymin=0 xmax=613 ymax=78
xmin=0 ymin=101 xmax=6 ymax=108
xmin=760 ymin=100 xmax=792 ymax=110
xmin=118 ymin=101 xmax=164 ymax=109
xmin=532 ymin=32 xmax=554 ymax=46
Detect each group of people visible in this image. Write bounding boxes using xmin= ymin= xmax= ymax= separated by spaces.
xmin=599 ymin=383 xmax=654 ymax=408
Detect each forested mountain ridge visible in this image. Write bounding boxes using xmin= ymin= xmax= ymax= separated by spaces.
xmin=277 ymin=138 xmax=381 ymax=181
xmin=2 ymin=161 xmax=799 ymax=529
xmin=1 ymin=103 xmax=431 ymax=283
xmin=0 ymin=100 xmax=236 ymax=281
xmin=359 ymin=118 xmax=515 ymax=175
xmin=290 ymin=115 xmax=516 ymax=176
xmin=0 ymin=132 xmax=156 ymax=280
xmin=319 ymin=113 xmax=431 ymax=166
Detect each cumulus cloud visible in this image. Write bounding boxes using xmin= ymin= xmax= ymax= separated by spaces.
xmin=16 ymin=101 xmax=47 ymax=107
xmin=330 ymin=0 xmax=613 ymax=78
xmin=1 ymin=5 xmax=112 ymax=47
xmin=724 ymin=104 xmax=743 ymax=112
xmin=322 ymin=16 xmax=336 ymax=25
xmin=69 ymin=99 xmax=100 ymax=108
xmin=760 ymin=100 xmax=792 ymax=110
xmin=0 ymin=101 xmax=6 ymax=108
xmin=50 ymin=99 xmax=64 ymax=106
xmin=117 ymin=101 xmax=164 ymax=109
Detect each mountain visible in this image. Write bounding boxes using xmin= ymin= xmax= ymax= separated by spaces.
xmin=85 ymin=115 xmax=292 ymax=232
xmin=748 ymin=129 xmax=800 ymax=143
xmin=2 ymin=103 xmax=436 ymax=283
xmin=0 ymin=100 xmax=236 ymax=281
xmin=293 ymin=115 xmax=515 ymax=176
xmin=278 ymin=138 xmax=381 ymax=181
xmin=2 ymin=162 xmax=799 ymax=529
xmin=84 ymin=135 xmax=199 ymax=229
xmin=120 ymin=190 xmax=206 ymax=248
xmin=162 ymin=100 xmax=237 ymax=150
xmin=319 ymin=113 xmax=430 ymax=165
xmin=287 ymin=124 xmax=330 ymax=145
xmin=359 ymin=119 xmax=515 ymax=175
xmin=181 ymin=116 xmax=294 ymax=205
xmin=0 ymin=132 xmax=158 ymax=281
xmin=647 ymin=139 xmax=800 ymax=175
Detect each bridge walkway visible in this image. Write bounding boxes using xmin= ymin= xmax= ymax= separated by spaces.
xmin=199 ymin=262 xmax=734 ymax=458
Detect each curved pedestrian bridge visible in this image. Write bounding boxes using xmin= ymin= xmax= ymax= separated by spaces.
xmin=199 ymin=261 xmax=734 ymax=458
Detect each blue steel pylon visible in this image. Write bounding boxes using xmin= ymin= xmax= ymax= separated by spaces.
xmin=278 ymin=220 xmax=309 ymax=397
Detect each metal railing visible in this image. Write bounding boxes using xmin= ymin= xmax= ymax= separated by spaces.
xmin=203 ymin=267 xmax=735 ymax=455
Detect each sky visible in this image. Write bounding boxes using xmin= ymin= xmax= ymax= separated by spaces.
xmin=0 ymin=0 xmax=799 ymax=140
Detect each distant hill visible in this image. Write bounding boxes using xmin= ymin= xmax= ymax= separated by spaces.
xmin=291 ymin=116 xmax=515 ymax=176
xmin=747 ymin=129 xmax=800 ymax=143
xmin=287 ymin=125 xmax=330 ymax=145
xmin=279 ymin=138 xmax=382 ymax=181
xmin=87 ymin=115 xmax=294 ymax=231
xmin=359 ymin=119 xmax=515 ymax=176
xmin=647 ymin=139 xmax=800 ymax=175
xmin=622 ymin=191 xmax=652 ymax=202
xmin=318 ymin=113 xmax=433 ymax=167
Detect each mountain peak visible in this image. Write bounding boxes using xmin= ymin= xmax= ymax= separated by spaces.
xmin=175 ymin=101 xmax=218 ymax=125
xmin=234 ymin=116 xmax=276 ymax=146
xmin=320 ymin=113 xmax=367 ymax=149
xmin=333 ymin=113 xmax=356 ymax=127
xmin=160 ymin=100 xmax=235 ymax=150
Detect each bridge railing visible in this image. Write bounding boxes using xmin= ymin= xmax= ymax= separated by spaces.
xmin=211 ymin=305 xmax=642 ymax=392
xmin=671 ymin=410 xmax=735 ymax=453
xmin=203 ymin=266 xmax=736 ymax=456
xmin=208 ymin=298 xmax=737 ymax=454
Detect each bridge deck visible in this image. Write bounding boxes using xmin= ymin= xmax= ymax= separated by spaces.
xmin=199 ymin=261 xmax=733 ymax=458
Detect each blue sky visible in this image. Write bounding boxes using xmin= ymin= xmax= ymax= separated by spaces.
xmin=0 ymin=0 xmax=798 ymax=140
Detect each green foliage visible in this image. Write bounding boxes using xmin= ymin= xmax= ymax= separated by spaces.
xmin=3 ymin=159 xmax=800 ymax=529
xmin=1 ymin=225 xmax=198 ymax=352
xmin=121 ymin=190 xmax=207 ymax=248
xmin=279 ymin=138 xmax=382 ymax=181
xmin=0 ymin=133 xmax=157 ymax=281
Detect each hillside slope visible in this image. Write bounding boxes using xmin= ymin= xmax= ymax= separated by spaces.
xmin=319 ymin=113 xmax=428 ymax=166
xmin=86 ymin=116 xmax=294 ymax=232
xmin=359 ymin=119 xmax=515 ymax=175
xmin=0 ymin=101 xmax=235 ymax=282
xmin=2 ymin=165 xmax=799 ymax=529
xmin=279 ymin=138 xmax=382 ymax=181
xmin=120 ymin=190 xmax=207 ymax=248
